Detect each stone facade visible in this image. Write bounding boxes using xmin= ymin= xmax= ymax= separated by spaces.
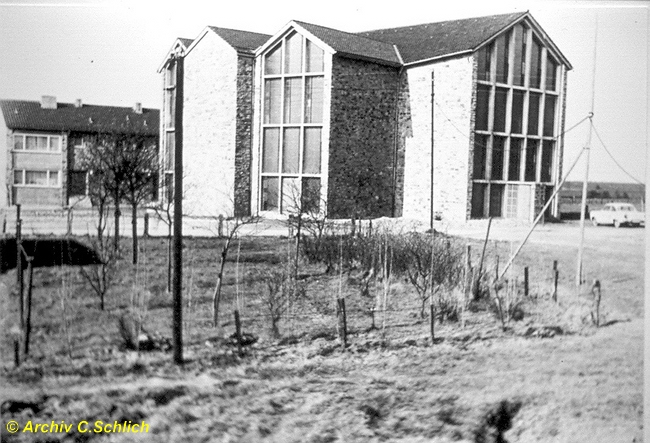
xmin=234 ymin=56 xmax=255 ymax=217
xmin=328 ymin=56 xmax=400 ymax=219
xmin=401 ymin=56 xmax=474 ymax=224
xmin=183 ymin=32 xmax=238 ymax=218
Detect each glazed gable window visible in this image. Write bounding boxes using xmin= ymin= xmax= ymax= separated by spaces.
xmin=261 ymin=32 xmax=325 ymax=214
xmin=472 ymin=22 xmax=561 ymax=219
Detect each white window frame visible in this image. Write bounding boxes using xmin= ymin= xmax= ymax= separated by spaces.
xmin=260 ymin=32 xmax=326 ymax=214
xmin=13 ymin=133 xmax=62 ymax=153
xmin=13 ymin=169 xmax=61 ymax=188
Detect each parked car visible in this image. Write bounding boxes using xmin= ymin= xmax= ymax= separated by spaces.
xmin=590 ymin=202 xmax=645 ymax=228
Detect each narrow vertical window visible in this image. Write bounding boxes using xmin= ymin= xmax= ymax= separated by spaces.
xmin=527 ymin=92 xmax=541 ymax=135
xmin=473 ymin=135 xmax=488 ymax=179
xmin=495 ymin=34 xmax=508 ymax=84
xmin=306 ymin=40 xmax=324 ymax=72
xmin=525 ymin=140 xmax=538 ymax=181
xmin=512 ymin=25 xmax=526 ymax=86
xmin=284 ymin=33 xmax=303 ymax=74
xmin=283 ymin=78 xmax=302 ymax=124
xmin=265 ymin=45 xmax=281 ymax=75
xmin=541 ymin=141 xmax=554 ymax=182
xmin=304 ymin=77 xmax=323 ymax=123
xmin=530 ymin=36 xmax=543 ymax=89
xmin=546 ymin=55 xmax=558 ymax=91
xmin=282 ymin=128 xmax=300 ymax=173
xmin=491 ymin=136 xmax=506 ymax=180
xmin=511 ymin=90 xmax=524 ymax=134
xmin=543 ymin=95 xmax=556 ymax=136
xmin=508 ymin=138 xmax=522 ymax=181
xmin=262 ymin=128 xmax=280 ymax=173
xmin=264 ymin=79 xmax=282 ymax=124
xmin=303 ymin=128 xmax=321 ymax=174
xmin=493 ymin=87 xmax=508 ymax=132
xmin=475 ymin=84 xmax=490 ymax=131
xmin=477 ymin=45 xmax=491 ymax=82
xmin=262 ymin=177 xmax=279 ymax=211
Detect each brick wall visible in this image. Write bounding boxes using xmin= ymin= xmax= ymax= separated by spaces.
xmin=328 ymin=56 xmax=400 ymax=219
xmin=183 ymin=32 xmax=238 ymax=217
xmin=400 ymin=56 xmax=474 ymax=224
xmin=234 ymin=55 xmax=255 ymax=217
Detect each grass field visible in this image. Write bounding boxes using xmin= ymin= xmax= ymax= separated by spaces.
xmin=0 ymin=221 xmax=643 ymax=442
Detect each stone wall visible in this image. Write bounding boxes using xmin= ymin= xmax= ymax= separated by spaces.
xmin=328 ymin=56 xmax=400 ymax=219
xmin=234 ymin=55 xmax=255 ymax=217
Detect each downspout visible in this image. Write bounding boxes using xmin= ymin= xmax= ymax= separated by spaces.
xmin=430 ymin=70 xmax=435 ymax=231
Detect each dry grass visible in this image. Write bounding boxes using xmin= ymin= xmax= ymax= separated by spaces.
xmin=0 ymin=225 xmax=643 ymax=442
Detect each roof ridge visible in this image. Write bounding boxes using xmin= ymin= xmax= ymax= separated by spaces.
xmin=358 ymin=11 xmax=527 ymax=34
xmin=207 ymin=25 xmax=271 ymax=38
xmin=292 ymin=19 xmax=396 ymax=48
xmin=0 ymin=98 xmax=152 ymax=111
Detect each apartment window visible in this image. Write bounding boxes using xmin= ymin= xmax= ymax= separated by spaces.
xmin=14 ymin=170 xmax=60 ymax=187
xmin=13 ymin=134 xmax=61 ymax=152
xmin=261 ymin=32 xmax=325 ymax=214
xmin=472 ymin=24 xmax=560 ymax=218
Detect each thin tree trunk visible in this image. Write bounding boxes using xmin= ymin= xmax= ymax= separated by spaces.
xmin=114 ymin=198 xmax=121 ymax=252
xmin=131 ymin=203 xmax=138 ymax=264
xmin=212 ymin=240 xmax=230 ymax=327
xmin=167 ymin=224 xmax=172 ymax=292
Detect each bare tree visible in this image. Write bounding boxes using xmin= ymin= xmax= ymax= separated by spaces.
xmin=121 ymin=138 xmax=158 ymax=264
xmin=211 ymin=214 xmax=258 ymax=327
xmin=77 ymin=130 xmax=157 ymax=261
xmin=78 ymin=170 xmax=118 ymax=311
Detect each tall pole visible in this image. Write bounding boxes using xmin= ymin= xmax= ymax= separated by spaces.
xmin=16 ymin=204 xmax=23 ymax=330
xmin=172 ymin=54 xmax=184 ymax=365
xmin=576 ymin=15 xmax=598 ymax=288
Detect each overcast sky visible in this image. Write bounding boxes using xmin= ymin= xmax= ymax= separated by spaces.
xmin=0 ymin=0 xmax=647 ymax=184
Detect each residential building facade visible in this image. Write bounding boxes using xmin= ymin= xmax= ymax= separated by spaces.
xmin=159 ymin=12 xmax=571 ymax=224
xmin=0 ymin=96 xmax=159 ymax=209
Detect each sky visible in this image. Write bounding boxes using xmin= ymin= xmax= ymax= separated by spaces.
xmin=0 ymin=0 xmax=647 ymax=184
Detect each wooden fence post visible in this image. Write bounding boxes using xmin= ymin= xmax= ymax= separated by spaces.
xmin=234 ymin=310 xmax=243 ymax=356
xmin=337 ymin=298 xmax=347 ymax=349
xmin=552 ymin=260 xmax=559 ymax=302
xmin=218 ymin=214 xmax=224 ymax=238
xmin=23 ymin=257 xmax=34 ymax=356
xmin=524 ymin=267 xmax=529 ymax=297
xmin=430 ymin=304 xmax=435 ymax=343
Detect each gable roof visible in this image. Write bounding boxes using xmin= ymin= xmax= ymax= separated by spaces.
xmin=178 ymin=38 xmax=194 ymax=49
xmin=292 ymin=21 xmax=401 ymax=66
xmin=357 ymin=12 xmax=528 ymax=65
xmin=207 ymin=26 xmax=271 ymax=54
xmin=0 ymin=99 xmax=159 ymax=136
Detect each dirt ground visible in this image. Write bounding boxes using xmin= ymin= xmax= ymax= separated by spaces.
xmin=0 ymin=220 xmax=643 ymax=443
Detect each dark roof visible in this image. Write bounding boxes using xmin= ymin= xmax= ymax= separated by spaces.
xmin=178 ymin=38 xmax=194 ymax=48
xmin=294 ymin=20 xmax=401 ymax=66
xmin=0 ymin=99 xmax=159 ymax=136
xmin=357 ymin=12 xmax=528 ymax=64
xmin=208 ymin=27 xmax=271 ymax=53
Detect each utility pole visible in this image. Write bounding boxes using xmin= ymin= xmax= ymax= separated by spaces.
xmin=576 ymin=15 xmax=598 ymax=288
xmin=172 ymin=53 xmax=184 ymax=365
